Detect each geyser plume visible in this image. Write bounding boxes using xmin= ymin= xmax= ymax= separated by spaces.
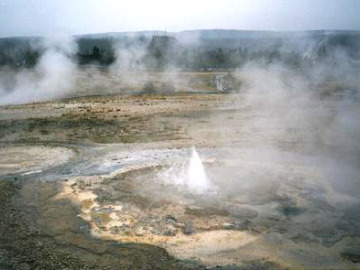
xmin=186 ymin=147 xmax=212 ymax=194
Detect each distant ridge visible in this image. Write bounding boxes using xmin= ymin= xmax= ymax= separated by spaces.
xmin=1 ymin=29 xmax=360 ymax=40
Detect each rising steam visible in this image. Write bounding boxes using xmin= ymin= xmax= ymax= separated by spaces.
xmin=0 ymin=36 xmax=77 ymax=105
xmin=220 ymin=61 xmax=360 ymax=206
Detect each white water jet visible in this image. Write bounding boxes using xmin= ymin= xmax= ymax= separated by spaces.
xmin=186 ymin=147 xmax=211 ymax=194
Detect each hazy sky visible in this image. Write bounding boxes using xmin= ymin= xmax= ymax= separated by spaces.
xmin=0 ymin=0 xmax=359 ymax=37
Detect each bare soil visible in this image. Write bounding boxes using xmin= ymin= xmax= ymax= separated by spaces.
xmin=0 ymin=72 xmax=359 ymax=269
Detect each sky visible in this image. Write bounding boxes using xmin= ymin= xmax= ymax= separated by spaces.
xmin=0 ymin=0 xmax=359 ymax=37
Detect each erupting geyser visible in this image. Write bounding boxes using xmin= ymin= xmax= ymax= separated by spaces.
xmin=186 ymin=147 xmax=212 ymax=194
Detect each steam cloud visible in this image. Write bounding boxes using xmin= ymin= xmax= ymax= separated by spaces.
xmin=0 ymin=36 xmax=77 ymax=105
xmin=224 ymin=58 xmax=360 ymax=206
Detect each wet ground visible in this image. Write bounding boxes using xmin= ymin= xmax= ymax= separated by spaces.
xmin=1 ymin=78 xmax=360 ymax=269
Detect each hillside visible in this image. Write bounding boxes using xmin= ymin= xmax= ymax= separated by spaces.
xmin=1 ymin=29 xmax=359 ymax=70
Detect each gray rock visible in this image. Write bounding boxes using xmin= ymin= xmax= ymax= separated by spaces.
xmin=163 ymin=215 xmax=177 ymax=225
xmin=163 ymin=227 xmax=177 ymax=236
xmin=183 ymin=221 xmax=195 ymax=235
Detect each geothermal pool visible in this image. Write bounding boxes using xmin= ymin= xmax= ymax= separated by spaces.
xmin=48 ymin=145 xmax=359 ymax=268
xmin=0 ymin=92 xmax=359 ymax=269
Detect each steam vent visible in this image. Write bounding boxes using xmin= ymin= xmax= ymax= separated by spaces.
xmin=1 ymin=27 xmax=360 ymax=270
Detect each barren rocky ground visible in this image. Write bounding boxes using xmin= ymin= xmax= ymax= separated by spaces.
xmin=0 ymin=72 xmax=359 ymax=269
